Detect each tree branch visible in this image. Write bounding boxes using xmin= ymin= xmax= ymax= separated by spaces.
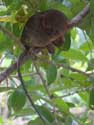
xmin=0 ymin=4 xmax=90 ymax=83
xmin=68 ymin=4 xmax=90 ymax=28
xmin=32 ymin=60 xmax=51 ymax=98
xmin=0 ymin=51 xmax=30 ymax=83
xmin=59 ymin=64 xmax=90 ymax=77
xmin=17 ymin=54 xmax=45 ymax=123
xmin=55 ymin=85 xmax=94 ymax=98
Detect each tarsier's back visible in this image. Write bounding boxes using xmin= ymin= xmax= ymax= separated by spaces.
xmin=21 ymin=9 xmax=68 ymax=51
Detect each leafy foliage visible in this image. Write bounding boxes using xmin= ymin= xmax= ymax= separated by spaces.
xmin=0 ymin=0 xmax=94 ymax=125
xmin=8 ymin=89 xmax=26 ymax=112
xmin=46 ymin=63 xmax=57 ymax=85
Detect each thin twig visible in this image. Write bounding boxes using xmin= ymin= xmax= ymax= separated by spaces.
xmin=17 ymin=53 xmax=45 ymax=124
xmin=32 ymin=57 xmax=51 ymax=98
xmin=0 ymin=51 xmax=30 ymax=83
xmin=11 ymin=72 xmax=37 ymax=78
xmin=59 ymin=64 xmax=90 ymax=77
xmin=55 ymin=85 xmax=94 ymax=98
xmin=68 ymin=4 xmax=90 ymax=28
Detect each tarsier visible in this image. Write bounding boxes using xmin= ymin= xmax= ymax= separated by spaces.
xmin=18 ymin=9 xmax=69 ymax=123
xmin=21 ymin=9 xmax=69 ymax=53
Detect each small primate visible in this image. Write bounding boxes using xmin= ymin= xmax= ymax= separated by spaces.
xmin=18 ymin=9 xmax=69 ymax=123
xmin=21 ymin=9 xmax=69 ymax=53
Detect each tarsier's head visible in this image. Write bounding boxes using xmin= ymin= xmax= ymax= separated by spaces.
xmin=21 ymin=9 xmax=69 ymax=53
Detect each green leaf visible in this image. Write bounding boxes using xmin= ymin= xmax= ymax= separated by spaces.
xmin=28 ymin=118 xmax=45 ymax=125
xmin=0 ymin=87 xmax=13 ymax=92
xmin=0 ymin=117 xmax=4 ymax=124
xmin=39 ymin=0 xmax=48 ymax=11
xmin=87 ymin=58 xmax=94 ymax=71
xmin=13 ymin=108 xmax=34 ymax=117
xmin=79 ymin=92 xmax=89 ymax=103
xmin=66 ymin=102 xmax=75 ymax=108
xmin=89 ymin=89 xmax=94 ymax=108
xmin=4 ymin=0 xmax=13 ymax=6
xmin=8 ymin=0 xmax=23 ymax=11
xmin=62 ymin=49 xmax=88 ymax=61
xmin=89 ymin=26 xmax=94 ymax=45
xmin=65 ymin=115 xmax=73 ymax=125
xmin=46 ymin=64 xmax=57 ymax=85
xmin=37 ymin=105 xmax=55 ymax=123
xmin=62 ymin=32 xmax=71 ymax=51
xmin=0 ymin=32 xmax=13 ymax=52
xmin=62 ymin=78 xmax=74 ymax=88
xmin=13 ymin=23 xmax=21 ymax=37
xmin=68 ymin=73 xmax=87 ymax=81
xmin=80 ymin=40 xmax=94 ymax=51
xmin=53 ymin=98 xmax=69 ymax=114
xmin=69 ymin=0 xmax=85 ymax=16
xmin=71 ymin=28 xmax=77 ymax=40
xmin=50 ymin=1 xmax=72 ymax=19
xmin=8 ymin=89 xmax=26 ymax=112
xmin=27 ymin=83 xmax=44 ymax=92
xmin=89 ymin=1 xmax=94 ymax=41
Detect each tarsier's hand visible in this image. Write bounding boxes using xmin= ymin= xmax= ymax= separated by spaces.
xmin=21 ymin=9 xmax=68 ymax=53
